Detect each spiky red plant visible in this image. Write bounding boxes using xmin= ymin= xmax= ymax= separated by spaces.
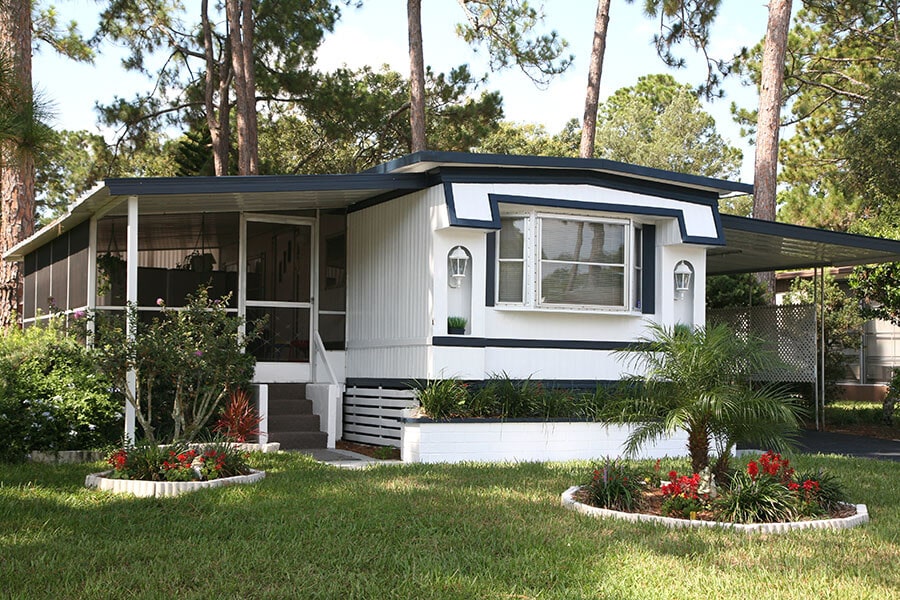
xmin=213 ymin=389 xmax=262 ymax=442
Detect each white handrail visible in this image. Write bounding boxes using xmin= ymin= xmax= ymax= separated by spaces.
xmin=314 ymin=331 xmax=339 ymax=386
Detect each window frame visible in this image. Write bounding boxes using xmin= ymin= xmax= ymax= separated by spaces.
xmin=495 ymin=211 xmax=642 ymax=314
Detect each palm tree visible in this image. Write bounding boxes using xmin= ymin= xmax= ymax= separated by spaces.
xmin=602 ymin=322 xmax=803 ymax=476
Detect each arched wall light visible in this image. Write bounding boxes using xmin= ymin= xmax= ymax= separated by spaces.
xmin=674 ymin=260 xmax=694 ymax=300
xmin=448 ymin=246 xmax=471 ymax=288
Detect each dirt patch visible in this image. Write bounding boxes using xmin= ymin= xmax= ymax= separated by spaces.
xmin=335 ymin=440 xmax=401 ymax=460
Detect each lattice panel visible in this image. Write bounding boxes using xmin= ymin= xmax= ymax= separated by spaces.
xmin=708 ymin=304 xmax=817 ymax=383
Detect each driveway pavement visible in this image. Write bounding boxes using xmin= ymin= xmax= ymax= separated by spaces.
xmin=798 ymin=429 xmax=900 ymax=462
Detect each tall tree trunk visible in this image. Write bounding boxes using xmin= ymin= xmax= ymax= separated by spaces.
xmin=753 ymin=0 xmax=792 ymax=295
xmin=579 ymin=0 xmax=612 ymax=159
xmin=227 ymin=0 xmax=258 ymax=175
xmin=408 ymin=0 xmax=427 ymax=153
xmin=239 ymin=0 xmax=258 ymax=175
xmin=201 ymin=0 xmax=231 ymax=176
xmin=0 ymin=0 xmax=34 ymax=328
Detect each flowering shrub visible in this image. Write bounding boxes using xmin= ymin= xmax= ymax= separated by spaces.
xmin=105 ymin=440 xmax=251 ymax=481
xmin=713 ymin=452 xmax=849 ymax=523
xmin=84 ymin=287 xmax=259 ymax=444
xmin=213 ymin=389 xmax=262 ymax=442
xmin=0 ymin=317 xmax=121 ymax=462
xmin=585 ymin=458 xmax=650 ymax=512
xmin=162 ymin=449 xmax=199 ymax=481
xmin=660 ymin=470 xmax=708 ymax=518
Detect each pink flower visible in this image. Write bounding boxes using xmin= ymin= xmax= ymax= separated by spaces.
xmin=194 ymin=350 xmax=204 ymax=357
xmin=156 ymin=298 xmax=165 ymax=306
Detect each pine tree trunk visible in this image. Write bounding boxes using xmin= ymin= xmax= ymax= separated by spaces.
xmin=239 ymin=0 xmax=258 ymax=175
xmin=0 ymin=0 xmax=34 ymax=328
xmin=753 ymin=0 xmax=792 ymax=296
xmin=408 ymin=0 xmax=427 ymax=153
xmin=201 ymin=0 xmax=230 ymax=176
xmin=227 ymin=0 xmax=258 ymax=175
xmin=579 ymin=0 xmax=612 ymax=159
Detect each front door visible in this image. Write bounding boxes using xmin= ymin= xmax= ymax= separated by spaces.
xmin=241 ymin=215 xmax=315 ymax=382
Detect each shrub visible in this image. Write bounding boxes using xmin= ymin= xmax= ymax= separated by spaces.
xmin=585 ymin=458 xmax=649 ymax=512
xmin=0 ymin=318 xmax=121 ymax=462
xmin=85 ymin=287 xmax=258 ymax=444
xmin=792 ymin=468 xmax=848 ymax=513
xmin=213 ymin=389 xmax=262 ymax=442
xmin=415 ymin=378 xmax=469 ymax=419
xmin=660 ymin=470 xmax=710 ymax=518
xmin=713 ymin=469 xmax=800 ymax=524
xmin=196 ymin=440 xmax=251 ymax=479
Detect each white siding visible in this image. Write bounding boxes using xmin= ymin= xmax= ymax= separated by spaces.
xmin=345 ymin=188 xmax=442 ymax=379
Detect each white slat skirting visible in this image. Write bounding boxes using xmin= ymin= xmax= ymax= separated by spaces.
xmin=343 ymin=386 xmax=418 ymax=448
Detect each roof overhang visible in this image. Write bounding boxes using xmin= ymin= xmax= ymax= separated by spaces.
xmin=4 ymin=172 xmax=431 ymax=261
xmin=368 ymin=151 xmax=754 ymax=197
xmin=709 ymin=215 xmax=900 ymax=274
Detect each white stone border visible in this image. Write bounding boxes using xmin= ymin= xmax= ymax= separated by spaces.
xmin=561 ymin=486 xmax=869 ymax=534
xmin=85 ymin=469 xmax=266 ymax=498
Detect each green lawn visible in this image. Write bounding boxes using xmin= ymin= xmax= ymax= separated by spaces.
xmin=1 ymin=453 xmax=898 ymax=599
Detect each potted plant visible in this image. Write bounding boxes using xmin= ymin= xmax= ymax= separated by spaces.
xmin=447 ymin=316 xmax=467 ymax=335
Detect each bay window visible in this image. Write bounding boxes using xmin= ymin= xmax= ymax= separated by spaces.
xmin=497 ymin=212 xmax=644 ymax=311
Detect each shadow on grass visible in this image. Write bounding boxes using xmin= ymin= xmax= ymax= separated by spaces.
xmin=1 ymin=453 xmax=899 ymax=598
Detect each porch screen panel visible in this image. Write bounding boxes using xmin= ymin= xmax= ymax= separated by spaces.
xmin=246 ymin=222 xmax=311 ymax=304
xmin=68 ymin=222 xmax=90 ymax=309
xmin=246 ymin=307 xmax=310 ymax=362
xmin=50 ymin=235 xmax=69 ymax=311
xmin=539 ymin=218 xmax=626 ymax=308
xmin=23 ymin=252 xmax=36 ymax=319
xmin=35 ymin=245 xmax=52 ymax=315
xmin=319 ymin=212 xmax=346 ymax=351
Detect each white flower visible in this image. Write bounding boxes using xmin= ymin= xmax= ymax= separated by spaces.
xmin=88 ymin=424 xmax=97 ymax=431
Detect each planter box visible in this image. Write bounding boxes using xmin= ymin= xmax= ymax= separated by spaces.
xmin=85 ymin=469 xmax=266 ymax=498
xmin=401 ymin=419 xmax=689 ymax=463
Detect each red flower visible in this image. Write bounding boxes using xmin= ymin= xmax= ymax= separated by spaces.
xmin=668 ymin=470 xmax=678 ymax=481
xmin=747 ymin=461 xmax=759 ymax=478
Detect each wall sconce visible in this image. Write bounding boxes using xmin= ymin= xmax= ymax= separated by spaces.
xmin=448 ymin=246 xmax=470 ymax=288
xmin=674 ymin=260 xmax=693 ymax=300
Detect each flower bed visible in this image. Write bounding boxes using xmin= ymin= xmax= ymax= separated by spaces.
xmin=85 ymin=468 xmax=265 ymax=498
xmin=562 ymin=453 xmax=870 ymax=534
xmin=84 ymin=440 xmax=265 ymax=497
xmin=560 ymin=486 xmax=868 ymax=534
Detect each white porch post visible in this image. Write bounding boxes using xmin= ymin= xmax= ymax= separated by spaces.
xmin=124 ymin=196 xmax=138 ymax=441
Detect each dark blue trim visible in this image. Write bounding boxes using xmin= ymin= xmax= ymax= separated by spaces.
xmin=105 ymin=173 xmax=431 ymax=197
xmin=641 ymin=225 xmax=656 ymax=314
xmin=363 ymin=151 xmax=753 ymax=196
xmin=345 ymin=377 xmax=618 ymax=390
xmin=444 ymin=181 xmax=500 ymax=229
xmin=432 ymin=336 xmax=633 ymax=350
xmin=485 ymin=193 xmax=724 ymax=246
xmin=485 ymin=232 xmax=496 ymax=308
xmin=402 ymin=414 xmax=617 ymax=424
xmin=440 ymin=168 xmax=724 ymax=209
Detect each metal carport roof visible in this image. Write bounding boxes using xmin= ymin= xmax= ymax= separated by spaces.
xmin=708 ymin=214 xmax=900 ymax=275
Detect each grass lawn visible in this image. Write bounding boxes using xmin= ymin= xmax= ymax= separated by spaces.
xmin=1 ymin=452 xmax=898 ymax=600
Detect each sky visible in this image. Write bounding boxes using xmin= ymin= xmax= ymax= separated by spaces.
xmin=31 ymin=0 xmax=776 ymax=181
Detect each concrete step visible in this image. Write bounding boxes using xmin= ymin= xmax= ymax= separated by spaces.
xmin=268 ymin=414 xmax=321 ymax=433
xmin=266 ymin=383 xmax=307 ymax=402
xmin=269 ymin=430 xmax=328 ymax=450
xmin=267 ymin=398 xmax=313 ymax=416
